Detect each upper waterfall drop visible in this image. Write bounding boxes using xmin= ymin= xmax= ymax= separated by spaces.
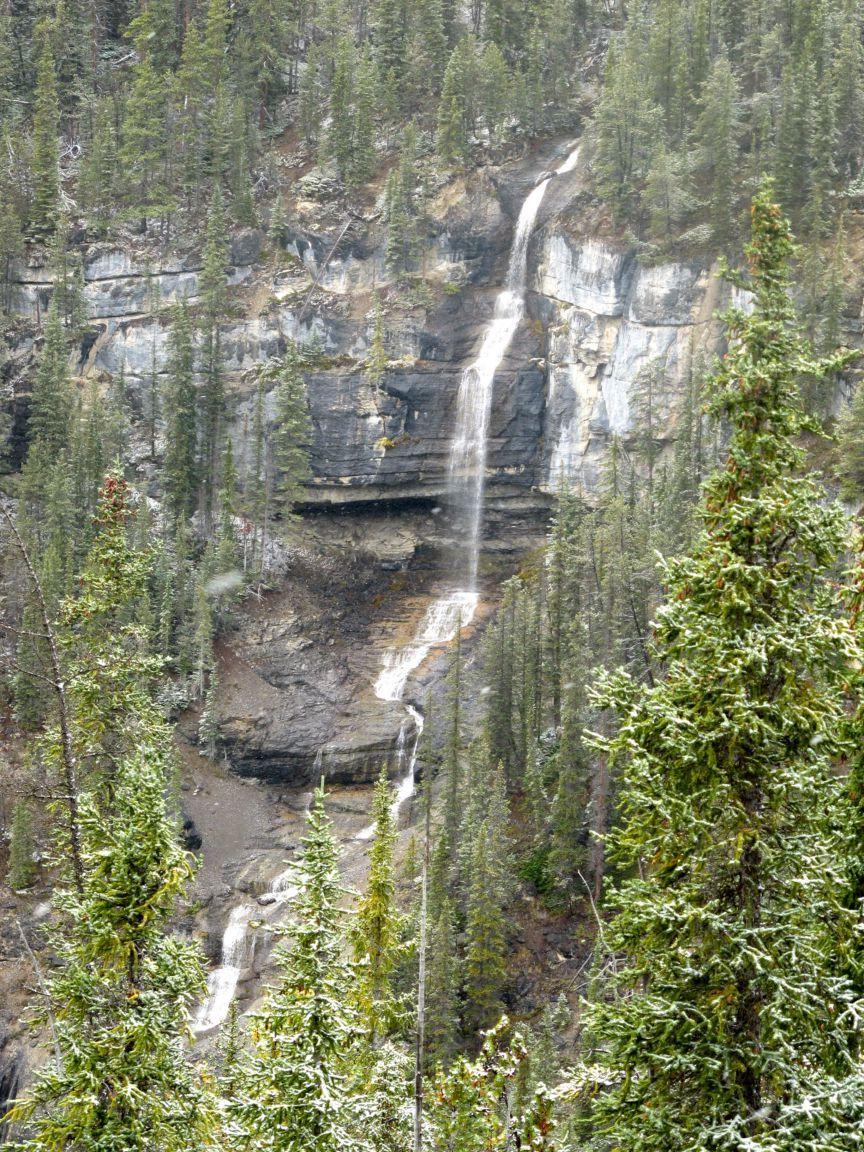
xmin=360 ymin=143 xmax=580 ymax=841
xmin=448 ymin=143 xmax=581 ymax=592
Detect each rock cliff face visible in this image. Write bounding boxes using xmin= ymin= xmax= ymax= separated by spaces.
xmin=2 ymin=143 xmax=741 ymax=784
xmin=5 ymin=146 xmax=726 ymax=510
xmin=534 ymin=237 xmax=725 ymax=493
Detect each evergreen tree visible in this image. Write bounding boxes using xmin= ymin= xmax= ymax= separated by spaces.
xmin=694 ymin=55 xmax=742 ymax=250
xmin=463 ymin=817 xmax=507 ymax=1033
xmin=234 ymin=784 xmax=357 ymax=1152
xmin=577 ymin=185 xmax=864 ymax=1150
xmin=373 ymin=0 xmax=408 ymax=91
xmin=299 ymin=44 xmax=325 ymax=145
xmin=78 ymin=96 xmax=117 ymax=235
xmin=436 ymin=40 xmax=477 ymax=163
xmin=429 ymin=1018 xmax=559 ymax=1150
xmin=70 ymin=381 xmax=107 ymax=520
xmin=832 ymin=3 xmax=864 ymax=182
xmin=347 ymin=48 xmax=377 ymax=189
xmin=384 ymin=131 xmax=419 ymax=275
xmin=384 ymin=168 xmax=411 ymax=276
xmin=29 ymin=24 xmax=60 ymax=239
xmin=545 ymin=483 xmax=583 ymax=724
xmin=6 ymin=799 xmax=37 ymax=890
xmin=478 ymin=41 xmax=510 ymax=144
xmin=352 ymin=768 xmax=406 ymax=1042
xmin=28 ymin=301 xmax=73 ymax=456
xmin=267 ymin=346 xmax=312 ymax=516
xmin=212 ymin=436 xmax=240 ymax=576
xmin=6 ymin=478 xmax=215 ymax=1151
xmin=199 ymin=190 xmax=230 ymax=529
xmin=0 ymin=201 xmax=24 ymax=313
xmin=348 ymin=1042 xmax=413 ymax=1152
xmin=839 ymin=382 xmax=864 ymax=503
xmin=484 ymin=579 xmax=517 ymax=779
xmin=329 ymin=37 xmax=356 ymax=182
xmin=424 ymin=887 xmax=460 ymax=1062
xmin=644 ymin=145 xmax=694 ymax=242
xmin=120 ymin=16 xmax=171 ymax=227
xmin=162 ymin=304 xmax=199 ymax=525
xmin=408 ymin=0 xmax=447 ymax=109
xmin=547 ymin=668 xmax=590 ymax=902
xmin=47 ymin=215 xmax=87 ymax=335
xmin=594 ymin=39 xmax=664 ymax=221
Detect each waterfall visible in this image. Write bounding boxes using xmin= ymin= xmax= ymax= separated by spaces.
xmin=358 ymin=596 xmax=477 ymax=840
xmin=448 ymin=145 xmax=580 ymax=591
xmin=192 ymin=788 xmax=313 ymax=1034
xmin=373 ymin=591 xmax=479 ymax=705
xmin=361 ymin=144 xmax=581 ymax=838
xmin=194 ymin=145 xmax=582 ymax=1029
xmin=193 ymin=904 xmax=255 ymax=1033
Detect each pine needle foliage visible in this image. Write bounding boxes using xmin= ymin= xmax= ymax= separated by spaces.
xmin=233 ymin=784 xmax=357 ymax=1152
xmin=6 ymin=800 xmax=37 ymax=890
xmin=428 ymin=1017 xmax=558 ymax=1152
xmin=352 ymin=767 xmax=408 ymax=1042
xmin=5 ymin=477 xmax=214 ymax=1152
xmin=576 ymin=184 xmax=864 ymax=1150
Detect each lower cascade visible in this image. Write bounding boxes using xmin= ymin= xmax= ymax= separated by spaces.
xmin=193 ymin=858 xmax=304 ymax=1034
xmin=356 ymin=590 xmax=479 ymax=840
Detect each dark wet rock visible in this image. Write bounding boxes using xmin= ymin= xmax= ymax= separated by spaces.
xmin=181 ymin=816 xmax=203 ymax=852
xmin=230 ymin=229 xmax=264 ymax=267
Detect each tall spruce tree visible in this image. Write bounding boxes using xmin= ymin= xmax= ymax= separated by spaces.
xmin=462 ymin=812 xmax=508 ymax=1034
xmin=6 ymin=799 xmax=37 ymax=890
xmin=162 ymin=303 xmax=199 ymax=525
xmin=5 ymin=477 xmax=215 ymax=1151
xmin=234 ymin=784 xmax=357 ymax=1152
xmin=199 ymin=190 xmax=230 ymax=529
xmin=352 ymin=767 xmax=406 ymax=1042
xmin=29 ymin=23 xmax=60 ymax=239
xmin=28 ymin=300 xmax=73 ymax=456
xmin=577 ymin=185 xmax=864 ymax=1149
xmin=120 ymin=5 xmax=174 ymax=228
xmin=267 ymin=346 xmax=312 ymax=516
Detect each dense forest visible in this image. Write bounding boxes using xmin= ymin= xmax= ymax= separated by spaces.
xmin=2 ymin=0 xmax=864 ymax=1149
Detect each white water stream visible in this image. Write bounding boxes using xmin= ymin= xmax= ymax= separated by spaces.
xmin=193 ymin=903 xmax=255 ymax=1033
xmin=357 ymin=591 xmax=479 ymax=840
xmin=362 ymin=143 xmax=582 ymax=834
xmin=449 ymin=145 xmax=580 ymax=590
xmin=192 ymin=763 xmax=316 ymax=1033
xmin=193 ymin=143 xmax=581 ymax=1029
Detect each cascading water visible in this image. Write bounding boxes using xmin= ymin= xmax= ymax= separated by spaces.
xmin=193 ymin=769 xmax=317 ymax=1034
xmin=373 ymin=591 xmax=480 ymax=705
xmin=357 ymin=597 xmax=477 ymax=840
xmin=448 ymin=144 xmax=580 ymax=590
xmin=193 ymin=860 xmax=305 ymax=1034
xmin=193 ymin=904 xmax=255 ymax=1033
xmin=363 ymin=144 xmax=581 ymax=832
xmin=194 ymin=145 xmax=582 ymax=1026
